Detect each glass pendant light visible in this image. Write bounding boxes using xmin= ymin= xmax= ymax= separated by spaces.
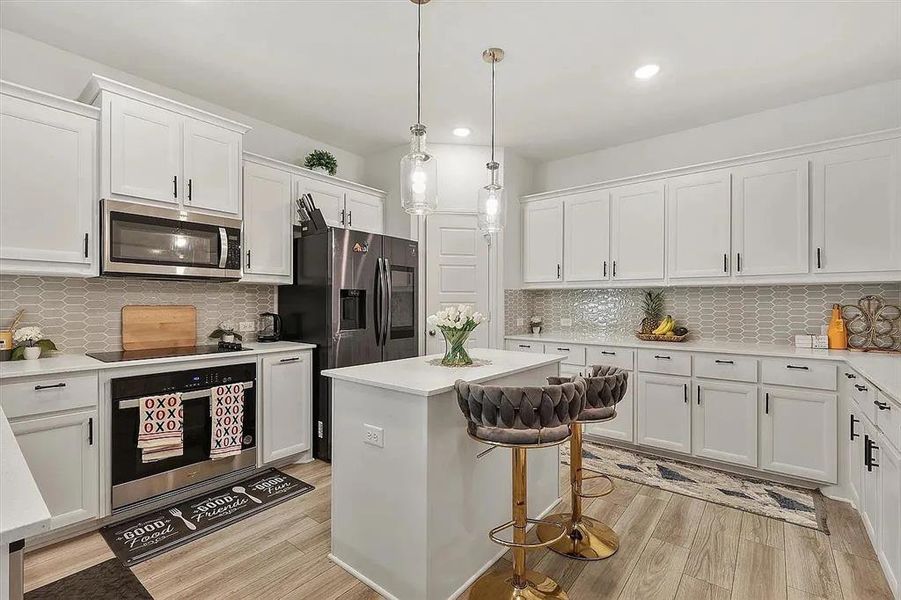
xmin=400 ymin=0 xmax=438 ymax=216
xmin=478 ymin=47 xmax=505 ymax=234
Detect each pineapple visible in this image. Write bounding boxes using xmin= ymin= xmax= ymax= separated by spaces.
xmin=640 ymin=290 xmax=665 ymax=333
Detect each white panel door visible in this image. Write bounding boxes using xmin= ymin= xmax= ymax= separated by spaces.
xmin=611 ymin=182 xmax=665 ymax=281
xmin=811 ymin=139 xmax=901 ymax=273
xmin=760 ymin=386 xmax=837 ymax=482
xmin=692 ymin=380 xmax=757 ymax=467
xmin=667 ymin=170 xmax=732 ymax=279
xmin=345 ymin=190 xmax=384 ymax=234
xmin=732 ymin=157 xmax=809 ymax=276
xmin=585 ymin=379 xmax=633 ymax=443
xmin=11 ymin=410 xmax=98 ymax=530
xmin=637 ymin=373 xmax=691 ymax=453
xmin=0 ymin=94 xmax=97 ymax=276
xmin=110 ymin=95 xmax=182 ymax=204
xmin=296 ymin=175 xmax=346 ymax=228
xmin=878 ymin=436 xmax=901 ymax=596
xmin=425 ymin=213 xmax=490 ymax=354
xmin=523 ymin=199 xmax=563 ymax=283
xmin=564 ymin=190 xmax=610 ymax=282
xmin=183 ymin=119 xmax=242 ymax=216
xmin=242 ymin=161 xmax=293 ymax=282
xmin=261 ymin=353 xmax=312 ymax=463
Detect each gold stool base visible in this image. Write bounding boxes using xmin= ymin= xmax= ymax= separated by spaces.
xmin=535 ymin=513 xmax=620 ymax=561
xmin=469 ymin=569 xmax=568 ymax=600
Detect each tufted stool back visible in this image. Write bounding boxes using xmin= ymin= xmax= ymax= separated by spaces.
xmin=455 ymin=378 xmax=586 ymax=445
xmin=548 ymin=365 xmax=628 ymax=422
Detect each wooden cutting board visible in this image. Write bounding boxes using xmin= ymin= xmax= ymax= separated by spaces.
xmin=122 ymin=305 xmax=197 ymax=351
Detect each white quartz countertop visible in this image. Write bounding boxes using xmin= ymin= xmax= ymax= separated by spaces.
xmin=0 ymin=405 xmax=51 ymax=544
xmin=322 ymin=348 xmax=566 ymax=397
xmin=506 ymin=333 xmax=900 ymax=404
xmin=0 ymin=341 xmax=317 ymax=380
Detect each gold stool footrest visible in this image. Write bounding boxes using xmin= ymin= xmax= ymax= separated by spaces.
xmin=574 ymin=470 xmax=614 ymax=499
xmin=489 ymin=518 xmax=567 ymax=550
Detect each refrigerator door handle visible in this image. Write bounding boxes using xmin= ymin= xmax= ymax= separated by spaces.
xmin=374 ymin=257 xmax=383 ymax=347
xmin=383 ymin=258 xmax=392 ymax=346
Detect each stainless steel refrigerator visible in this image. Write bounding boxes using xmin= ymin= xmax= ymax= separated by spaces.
xmin=278 ymin=228 xmax=419 ymax=461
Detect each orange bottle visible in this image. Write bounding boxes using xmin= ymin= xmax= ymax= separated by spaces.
xmin=828 ymin=304 xmax=847 ymax=350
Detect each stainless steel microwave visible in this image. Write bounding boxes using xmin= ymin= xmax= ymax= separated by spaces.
xmin=102 ymin=199 xmax=242 ymax=280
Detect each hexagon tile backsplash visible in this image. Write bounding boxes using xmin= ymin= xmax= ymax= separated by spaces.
xmin=505 ymin=283 xmax=901 ymax=345
xmin=0 ymin=275 xmax=274 ymax=354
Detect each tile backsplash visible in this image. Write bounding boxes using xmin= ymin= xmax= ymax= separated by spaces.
xmin=505 ymin=283 xmax=901 ymax=345
xmin=0 ymin=275 xmax=274 ymax=354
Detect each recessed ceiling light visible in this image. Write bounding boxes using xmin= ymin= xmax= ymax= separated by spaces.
xmin=453 ymin=127 xmax=471 ymax=137
xmin=634 ymin=64 xmax=660 ymax=80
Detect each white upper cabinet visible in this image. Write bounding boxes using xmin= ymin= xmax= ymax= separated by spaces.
xmin=296 ymin=175 xmax=346 ymax=229
xmin=666 ymin=170 xmax=732 ymax=279
xmin=811 ymin=139 xmax=901 ymax=274
xmin=183 ymin=118 xmax=242 ymax=216
xmin=523 ymin=198 xmax=564 ymax=283
xmin=345 ymin=189 xmax=384 ymax=234
xmin=242 ymin=160 xmax=293 ymax=284
xmin=732 ymin=157 xmax=809 ymax=276
xmin=611 ymin=181 xmax=665 ymax=281
xmin=563 ymin=190 xmax=610 ymax=282
xmin=0 ymin=81 xmax=99 ymax=277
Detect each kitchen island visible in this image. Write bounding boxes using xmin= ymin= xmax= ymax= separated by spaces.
xmin=322 ymin=348 xmax=566 ymax=600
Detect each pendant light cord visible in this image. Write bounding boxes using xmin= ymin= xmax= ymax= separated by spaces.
xmin=417 ymin=1 xmax=422 ymax=125
xmin=490 ymin=56 xmax=496 ymax=163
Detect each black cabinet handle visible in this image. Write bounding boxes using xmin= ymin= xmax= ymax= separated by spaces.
xmin=723 ymin=253 xmax=728 ymax=273
xmin=603 ymin=261 xmax=607 ymax=277
xmin=816 ymin=247 xmax=822 ymax=269
xmin=683 ymin=384 xmax=687 ymax=403
xmin=855 ymin=384 xmax=868 ymax=392
xmin=737 ymin=253 xmax=741 ymax=272
xmin=88 ymin=417 xmax=93 ymax=446
xmin=246 ymin=250 xmax=251 ymax=269
xmin=765 ymin=392 xmax=770 ymax=414
xmin=187 ymin=178 xmax=193 ymax=202
xmin=654 ymin=355 xmax=671 ymax=360
xmin=786 ymin=365 xmax=809 ymax=371
xmin=340 ymin=209 xmax=346 ymax=225
xmin=34 ymin=383 xmax=66 ymax=391
xmin=601 ymin=351 xmax=616 ymax=356
xmin=348 ymin=210 xmax=352 ymax=227
xmin=556 ymin=347 xmax=570 ymax=352
xmin=697 ymin=385 xmax=701 ymax=405
xmin=715 ymin=359 xmax=734 ymax=365
xmin=83 ymin=233 xmax=89 ymax=258
xmin=279 ymin=357 xmax=301 ymax=363
xmin=850 ymin=414 xmax=860 ymax=440
xmin=875 ymin=400 xmax=891 ymax=411
xmin=173 ymin=175 xmax=178 ymax=198
xmin=866 ymin=436 xmax=879 ymax=471
xmin=557 ymin=264 xmax=561 ymax=279
xmin=518 ymin=344 xmax=530 ymax=349
xmin=845 ymin=372 xmax=857 ymax=379
xmin=612 ymin=260 xmax=617 ymax=277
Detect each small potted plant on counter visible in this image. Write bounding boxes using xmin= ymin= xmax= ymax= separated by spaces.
xmin=427 ymin=305 xmax=484 ymax=366
xmin=11 ymin=326 xmax=57 ymax=360
xmin=529 ymin=316 xmax=543 ymax=334
xmin=303 ymin=149 xmax=338 ymax=176
xmin=209 ymin=321 xmax=242 ymax=344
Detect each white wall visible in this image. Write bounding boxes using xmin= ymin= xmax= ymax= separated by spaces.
xmin=535 ymin=79 xmax=901 ymax=192
xmin=0 ymin=28 xmax=366 ymax=180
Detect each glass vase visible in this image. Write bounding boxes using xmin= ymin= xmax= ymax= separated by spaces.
xmin=440 ymin=327 xmax=473 ymax=366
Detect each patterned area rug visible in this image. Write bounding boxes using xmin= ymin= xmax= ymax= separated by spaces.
xmin=25 ymin=559 xmax=152 ymax=600
xmin=566 ymin=442 xmax=828 ymax=533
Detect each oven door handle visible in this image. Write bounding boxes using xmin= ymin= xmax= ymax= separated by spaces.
xmin=218 ymin=227 xmax=228 ymax=269
xmin=115 ymin=380 xmax=254 ymax=410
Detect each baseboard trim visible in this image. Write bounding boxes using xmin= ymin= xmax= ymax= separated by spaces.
xmin=327 ymin=554 xmax=402 ymax=600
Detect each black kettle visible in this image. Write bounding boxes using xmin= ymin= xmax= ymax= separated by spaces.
xmin=258 ymin=312 xmax=281 ymax=342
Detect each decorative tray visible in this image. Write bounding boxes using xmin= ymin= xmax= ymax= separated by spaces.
xmin=635 ymin=332 xmax=689 ymax=343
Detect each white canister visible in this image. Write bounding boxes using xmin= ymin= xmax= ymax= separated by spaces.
xmin=23 ymin=346 xmax=41 ymax=360
xmin=221 ymin=333 xmax=235 ymax=343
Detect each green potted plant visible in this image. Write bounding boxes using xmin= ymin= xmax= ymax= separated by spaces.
xmin=12 ymin=326 xmax=57 ymax=360
xmin=209 ymin=321 xmax=242 ymax=343
xmin=303 ymin=149 xmax=338 ymax=176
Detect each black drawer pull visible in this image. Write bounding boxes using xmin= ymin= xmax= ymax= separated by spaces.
xmin=855 ymin=384 xmax=869 ymax=392
xmin=518 ymin=344 xmax=530 ymax=349
xmin=279 ymin=357 xmax=301 ymax=363
xmin=601 ymin=351 xmax=616 ymax=356
xmin=786 ymin=365 xmax=809 ymax=371
xmin=714 ymin=360 xmax=734 ymax=365
xmin=845 ymin=372 xmax=856 ymax=379
xmin=875 ymin=401 xmax=891 ymax=411
xmin=557 ymin=347 xmax=570 ymax=352
xmin=34 ymin=383 xmax=66 ymax=391
xmin=654 ymin=355 xmax=671 ymax=360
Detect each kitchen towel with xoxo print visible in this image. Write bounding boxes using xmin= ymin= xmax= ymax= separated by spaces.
xmin=137 ymin=393 xmax=184 ymax=463
xmin=210 ymin=382 xmax=245 ymax=460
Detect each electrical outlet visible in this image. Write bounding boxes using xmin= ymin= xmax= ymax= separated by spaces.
xmin=363 ymin=424 xmax=384 ymax=448
xmin=516 ymin=318 xmax=524 ymax=327
xmin=560 ymin=318 xmax=573 ymax=327
xmin=239 ymin=321 xmax=255 ymax=332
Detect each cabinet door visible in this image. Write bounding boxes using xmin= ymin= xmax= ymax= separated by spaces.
xmin=522 ymin=199 xmax=564 ymax=283
xmin=183 ymin=119 xmax=242 ymax=216
xmin=878 ymin=437 xmax=900 ymax=596
xmin=637 ymin=373 xmax=691 ymax=453
xmin=732 ymin=157 xmax=809 ymax=276
xmin=345 ymin=190 xmax=384 ymax=233
xmin=563 ymin=190 xmax=610 ymax=282
xmin=667 ymin=170 xmax=731 ymax=279
xmin=692 ymin=380 xmax=757 ymax=467
xmin=242 ymin=161 xmax=293 ymax=282
xmin=585 ymin=378 xmax=634 ymax=443
xmin=848 ymin=403 xmax=864 ymax=506
xmin=0 ymin=94 xmax=97 ymax=276
xmin=11 ymin=410 xmax=98 ymax=530
xmin=110 ymin=95 xmax=182 ymax=204
xmin=760 ymin=386 xmax=837 ymax=482
xmin=262 ymin=353 xmax=312 ymax=463
xmin=811 ymin=139 xmax=901 ymax=274
xmin=296 ymin=176 xmax=346 ymax=228
xmin=861 ymin=420 xmax=880 ymax=540
xmin=611 ymin=182 xmax=665 ymax=281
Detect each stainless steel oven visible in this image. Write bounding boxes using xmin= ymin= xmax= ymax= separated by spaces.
xmin=102 ymin=199 xmax=242 ymax=280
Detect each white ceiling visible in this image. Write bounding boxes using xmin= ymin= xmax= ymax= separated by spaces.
xmin=1 ymin=1 xmax=899 ymax=161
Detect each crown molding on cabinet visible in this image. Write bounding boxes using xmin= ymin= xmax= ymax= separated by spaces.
xmin=243 ymin=152 xmax=386 ymax=197
xmin=1 ymin=80 xmax=100 ymax=120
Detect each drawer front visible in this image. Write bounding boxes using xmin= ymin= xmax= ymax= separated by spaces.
xmin=545 ymin=343 xmax=587 ymax=366
xmin=1 ymin=372 xmax=99 ymax=419
xmin=850 ymin=376 xmax=878 ymax=423
xmin=760 ymin=358 xmax=836 ymax=391
xmin=637 ymin=349 xmax=691 ymax=376
xmin=505 ymin=340 xmax=544 ymax=353
xmin=694 ymin=354 xmax=758 ymax=383
xmin=586 ymin=346 xmax=633 ymax=372
xmin=875 ymin=391 xmax=900 ymax=451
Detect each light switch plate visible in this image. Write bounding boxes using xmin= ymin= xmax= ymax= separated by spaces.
xmin=516 ymin=318 xmax=524 ymax=327
xmin=363 ymin=424 xmax=384 ymax=448
xmin=560 ymin=318 xmax=573 ymax=327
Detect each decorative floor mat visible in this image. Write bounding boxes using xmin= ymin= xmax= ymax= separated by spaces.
xmin=101 ymin=468 xmax=314 ymax=566
xmin=567 ymin=442 xmax=828 ymax=532
xmin=25 ymin=558 xmax=152 ymax=600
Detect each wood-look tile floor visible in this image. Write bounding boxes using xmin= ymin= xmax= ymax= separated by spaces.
xmin=24 ymin=460 xmax=892 ymax=600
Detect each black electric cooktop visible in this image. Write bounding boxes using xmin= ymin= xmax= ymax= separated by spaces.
xmin=86 ymin=344 xmax=251 ymax=363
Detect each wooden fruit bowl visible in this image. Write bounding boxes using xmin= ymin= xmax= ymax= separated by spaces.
xmin=635 ymin=332 xmax=689 ymax=342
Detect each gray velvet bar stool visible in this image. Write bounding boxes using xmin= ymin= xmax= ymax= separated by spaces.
xmin=537 ymin=365 xmax=629 ymax=560
xmin=455 ymin=378 xmax=587 ymax=600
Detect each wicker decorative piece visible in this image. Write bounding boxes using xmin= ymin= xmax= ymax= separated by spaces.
xmin=635 ymin=332 xmax=689 ymax=342
xmin=841 ymin=295 xmax=901 ymax=353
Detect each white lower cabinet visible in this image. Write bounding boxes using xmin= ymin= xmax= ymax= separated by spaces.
xmin=878 ymin=438 xmax=901 ymax=595
xmin=637 ymin=374 xmax=691 ymax=454
xmin=848 ymin=401 xmax=864 ymax=507
xmin=10 ymin=410 xmax=99 ymax=530
xmin=692 ymin=380 xmax=757 ymax=467
xmin=261 ymin=352 xmax=312 ymax=464
xmin=760 ymin=386 xmax=837 ymax=483
xmin=862 ymin=419 xmax=881 ymax=540
xmin=505 ymin=340 xmax=544 ymax=353
xmin=587 ymin=380 xmax=633 ymax=443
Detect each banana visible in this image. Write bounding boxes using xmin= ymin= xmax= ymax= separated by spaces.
xmin=653 ymin=316 xmax=675 ymax=335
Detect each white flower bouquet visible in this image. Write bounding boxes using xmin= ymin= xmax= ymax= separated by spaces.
xmin=427 ymin=304 xmax=484 ymax=366
xmin=11 ymin=326 xmax=57 ymax=360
